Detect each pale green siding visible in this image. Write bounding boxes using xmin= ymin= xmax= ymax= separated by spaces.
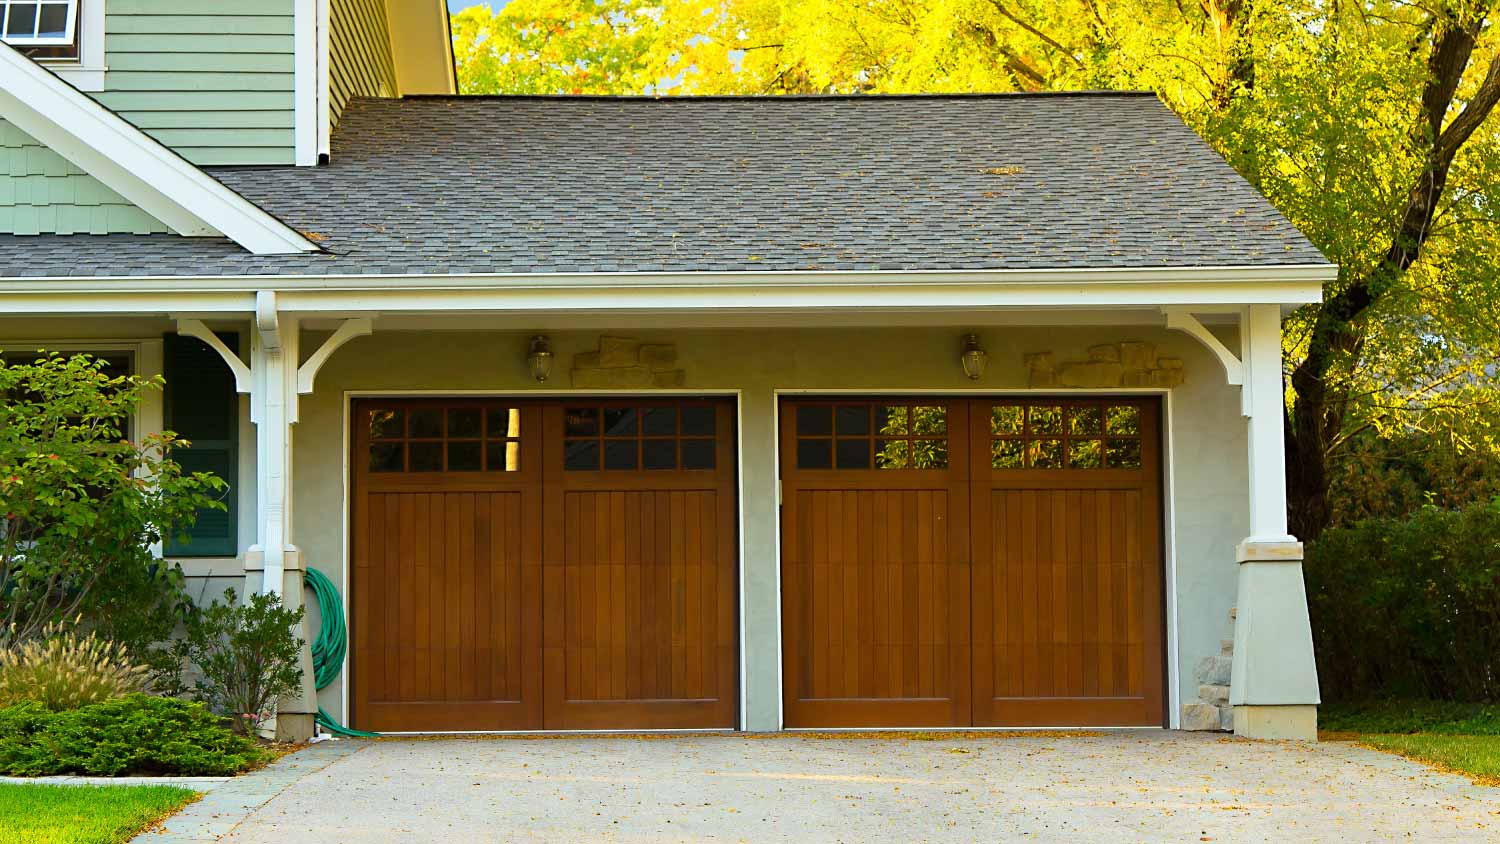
xmin=0 ymin=119 xmax=168 ymax=235
xmin=94 ymin=0 xmax=297 ymax=166
xmin=330 ymin=0 xmax=397 ymax=130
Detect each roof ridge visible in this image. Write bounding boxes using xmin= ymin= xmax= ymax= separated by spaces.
xmin=392 ymin=90 xmax=1159 ymax=103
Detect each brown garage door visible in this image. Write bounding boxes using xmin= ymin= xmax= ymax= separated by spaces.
xmin=351 ymin=397 xmax=737 ymax=732
xmin=780 ymin=397 xmax=1164 ymax=728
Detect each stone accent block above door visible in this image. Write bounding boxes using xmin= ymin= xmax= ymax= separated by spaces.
xmin=1025 ymin=342 xmax=1185 ymax=389
xmin=571 ymin=336 xmax=687 ymax=388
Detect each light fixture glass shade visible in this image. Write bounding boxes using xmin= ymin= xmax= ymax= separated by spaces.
xmin=960 ymin=333 xmax=988 ymax=380
xmin=527 ymin=335 xmax=554 ymax=382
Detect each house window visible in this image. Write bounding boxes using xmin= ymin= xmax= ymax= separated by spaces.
xmin=1 ymin=0 xmax=79 ymax=59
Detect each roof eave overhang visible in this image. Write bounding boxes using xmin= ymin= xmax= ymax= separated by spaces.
xmin=0 ymin=43 xmax=318 ymax=255
xmin=0 ymin=264 xmax=1334 ymax=315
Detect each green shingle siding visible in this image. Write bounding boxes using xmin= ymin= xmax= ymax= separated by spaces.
xmin=0 ymin=1 xmax=298 ymax=234
xmin=330 ymin=0 xmax=397 ymax=130
xmin=0 ymin=119 xmax=168 ymax=235
xmin=96 ymin=0 xmax=297 ymax=166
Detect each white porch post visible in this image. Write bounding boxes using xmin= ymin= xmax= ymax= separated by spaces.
xmin=1229 ymin=304 xmax=1320 ymax=740
xmin=247 ymin=293 xmax=318 ymax=741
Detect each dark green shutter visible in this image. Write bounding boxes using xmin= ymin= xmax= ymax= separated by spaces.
xmin=164 ymin=333 xmax=239 ymax=557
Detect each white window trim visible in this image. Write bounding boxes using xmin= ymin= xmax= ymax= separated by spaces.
xmin=26 ymin=0 xmax=103 ymax=92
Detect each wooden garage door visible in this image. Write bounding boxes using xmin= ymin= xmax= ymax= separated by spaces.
xmin=780 ymin=397 xmax=1163 ymax=728
xmin=351 ymin=397 xmax=737 ymax=732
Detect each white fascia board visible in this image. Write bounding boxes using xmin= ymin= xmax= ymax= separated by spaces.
xmin=0 ymin=43 xmax=318 ymax=254
xmin=0 ymin=262 xmax=1336 ymax=292
xmin=0 ymin=264 xmax=1330 ymax=316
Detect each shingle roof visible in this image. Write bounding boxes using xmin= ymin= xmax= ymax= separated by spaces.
xmin=1 ymin=93 xmax=1329 ymax=278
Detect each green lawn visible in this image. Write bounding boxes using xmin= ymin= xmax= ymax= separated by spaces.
xmin=0 ymin=783 xmax=198 ymax=844
xmin=1322 ymin=700 xmax=1500 ymax=787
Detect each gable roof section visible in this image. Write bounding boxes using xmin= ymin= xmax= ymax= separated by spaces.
xmin=0 ymin=42 xmax=317 ymax=255
xmin=0 ymin=92 xmax=1330 ymax=278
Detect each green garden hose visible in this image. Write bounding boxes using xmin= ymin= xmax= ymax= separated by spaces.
xmin=305 ymin=566 xmax=379 ymax=737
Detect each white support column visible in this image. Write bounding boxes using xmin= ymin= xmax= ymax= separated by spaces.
xmin=249 ymin=291 xmax=300 ymax=598
xmin=177 ymin=304 xmax=371 ymax=741
xmin=1229 ymin=304 xmax=1320 ymax=740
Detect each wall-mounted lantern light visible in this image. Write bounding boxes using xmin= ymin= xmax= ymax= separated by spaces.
xmin=960 ymin=333 xmax=988 ymax=381
xmin=527 ymin=335 xmax=554 ymax=382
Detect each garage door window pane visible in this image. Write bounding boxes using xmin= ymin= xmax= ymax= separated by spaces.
xmin=682 ymin=438 xmax=715 ymax=469
xmin=1107 ymin=405 xmax=1140 ymax=435
xmin=643 ymin=438 xmax=676 ymax=470
xmin=874 ymin=405 xmax=908 ymax=435
xmin=1068 ymin=439 xmax=1103 ymax=469
xmin=370 ymin=409 xmax=404 ymax=439
xmin=486 ymin=441 xmax=521 ymax=472
xmin=835 ymin=406 xmax=870 ymax=435
xmin=910 ymin=406 xmax=946 ymax=435
xmin=1068 ymin=406 xmax=1103 ymax=436
xmin=565 ymin=408 xmax=599 ymax=437
xmin=1029 ymin=406 xmax=1063 ymax=434
xmin=990 ymin=406 xmax=1024 ymax=435
xmin=448 ymin=408 xmax=482 ymax=439
xmin=409 ymin=442 xmax=443 ymax=472
xmin=1029 ymin=438 xmax=1063 ymax=468
xmin=911 ymin=439 xmax=948 ymax=469
xmin=1107 ymin=437 xmax=1142 ymax=468
xmin=797 ymin=438 xmax=832 ymax=469
xmin=370 ymin=442 xmax=403 ymax=472
xmin=604 ymin=440 xmax=638 ymax=470
xmin=991 ymin=439 xmax=1025 ymax=469
xmin=681 ymin=406 xmax=715 ymax=436
xmin=409 ymin=409 xmax=443 ymax=439
xmin=487 ymin=407 xmax=522 ymax=438
xmin=603 ymin=407 xmax=637 ymax=437
xmin=641 ymin=407 xmax=676 ymax=436
xmin=565 ymin=439 xmax=598 ymax=470
xmin=875 ymin=439 xmax=908 ymax=469
xmin=836 ymin=438 xmax=870 ymax=469
xmin=797 ymin=406 xmax=832 ymax=437
xmin=448 ymin=442 xmax=482 ymax=471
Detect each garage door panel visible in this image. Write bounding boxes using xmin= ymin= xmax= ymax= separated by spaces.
xmin=542 ymin=400 xmax=738 ymax=730
xmin=781 ymin=400 xmax=972 ymax=728
xmin=354 ymin=484 xmax=542 ymax=732
xmin=969 ymin=399 xmax=1163 ymax=727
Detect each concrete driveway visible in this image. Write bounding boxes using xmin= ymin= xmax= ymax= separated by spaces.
xmin=143 ymin=732 xmax=1500 ymax=843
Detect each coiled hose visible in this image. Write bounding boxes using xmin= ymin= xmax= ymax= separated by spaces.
xmin=305 ymin=566 xmax=379 ymax=737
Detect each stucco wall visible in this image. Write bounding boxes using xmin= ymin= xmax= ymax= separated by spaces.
xmin=292 ymin=325 xmax=1249 ymax=730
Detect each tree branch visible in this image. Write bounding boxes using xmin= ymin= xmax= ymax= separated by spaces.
xmin=987 ymin=0 xmax=1084 ymax=67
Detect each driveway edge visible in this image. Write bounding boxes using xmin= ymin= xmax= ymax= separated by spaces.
xmin=130 ymin=739 xmax=371 ymax=844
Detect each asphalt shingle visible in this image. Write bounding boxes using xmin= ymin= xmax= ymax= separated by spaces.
xmin=0 ymin=93 xmax=1330 ymax=278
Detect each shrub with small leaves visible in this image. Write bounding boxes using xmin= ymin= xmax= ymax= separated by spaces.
xmin=0 ymin=693 xmax=267 ymax=776
xmin=174 ymin=589 xmax=304 ymax=735
xmin=0 ymin=623 xmax=147 ymax=711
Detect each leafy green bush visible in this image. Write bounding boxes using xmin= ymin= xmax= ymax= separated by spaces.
xmin=0 ymin=352 xmax=224 ymax=684
xmin=1306 ymin=499 xmax=1500 ymax=702
xmin=0 ymin=694 xmax=267 ymax=776
xmin=0 ymin=625 xmax=147 ymax=711
xmin=174 ymin=589 xmax=303 ymax=735
xmin=1319 ymin=700 xmax=1500 ymax=735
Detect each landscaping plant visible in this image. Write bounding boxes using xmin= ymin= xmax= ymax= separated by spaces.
xmin=0 ymin=693 xmax=266 ymax=776
xmin=174 ymin=588 xmax=304 ymax=735
xmin=1306 ymin=499 xmax=1500 ymax=702
xmin=0 ymin=622 xmax=147 ymax=711
xmin=0 ymin=352 xmax=225 ymax=671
